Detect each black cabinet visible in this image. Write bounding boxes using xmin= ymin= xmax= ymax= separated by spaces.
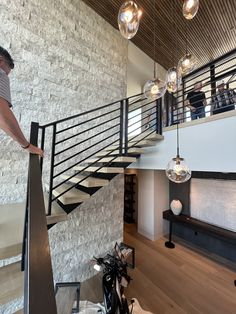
xmin=124 ymin=174 xmax=136 ymax=223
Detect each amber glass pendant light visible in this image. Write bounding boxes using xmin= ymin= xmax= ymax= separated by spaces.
xmin=183 ymin=0 xmax=199 ymax=20
xmin=118 ymin=1 xmax=142 ymax=39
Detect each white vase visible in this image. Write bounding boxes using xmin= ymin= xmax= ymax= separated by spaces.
xmin=170 ymin=199 xmax=182 ymax=215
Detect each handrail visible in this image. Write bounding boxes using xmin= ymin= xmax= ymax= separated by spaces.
xmin=22 ymin=122 xmax=57 ymax=314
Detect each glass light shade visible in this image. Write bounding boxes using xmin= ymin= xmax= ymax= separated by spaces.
xmin=166 ymin=157 xmax=191 ymax=183
xmin=183 ymin=0 xmax=199 ymax=20
xmin=166 ymin=67 xmax=178 ymax=93
xmin=118 ymin=1 xmax=142 ymax=39
xmin=143 ymin=78 xmax=167 ymax=100
xmin=177 ymin=53 xmax=197 ymax=76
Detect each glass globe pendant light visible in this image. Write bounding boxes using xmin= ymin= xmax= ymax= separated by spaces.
xmin=166 ymin=123 xmax=191 ymax=183
xmin=143 ymin=77 xmax=167 ymax=100
xmin=118 ymin=1 xmax=142 ymax=39
xmin=183 ymin=0 xmax=199 ymax=20
xmin=177 ymin=53 xmax=196 ymax=76
xmin=166 ymin=67 xmax=178 ymax=93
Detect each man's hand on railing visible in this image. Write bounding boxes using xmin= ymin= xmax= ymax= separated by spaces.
xmin=26 ymin=144 xmax=44 ymax=157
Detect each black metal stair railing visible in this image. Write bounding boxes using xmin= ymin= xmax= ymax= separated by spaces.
xmin=36 ymin=93 xmax=162 ymax=215
xmin=164 ymin=48 xmax=236 ymax=126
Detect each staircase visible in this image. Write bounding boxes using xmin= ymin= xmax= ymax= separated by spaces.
xmin=0 ymin=93 xmax=164 ymax=313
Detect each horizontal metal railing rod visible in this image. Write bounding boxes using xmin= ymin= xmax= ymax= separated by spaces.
xmin=40 ymin=93 xmax=143 ymax=128
xmin=182 ymin=56 xmax=236 ymax=86
xmin=129 ymin=95 xmax=146 ymax=107
xmin=184 ymin=48 xmax=236 ymax=80
xmin=54 ymin=129 xmax=120 ymax=169
xmin=172 ymin=98 xmax=236 ymax=120
xmin=54 ymin=122 xmax=120 ymax=156
xmin=52 ymin=150 xmax=122 ymax=195
xmin=174 ymin=85 xmax=236 ymax=108
xmin=127 ymin=117 xmax=157 ymax=137
xmin=51 ymin=141 xmax=126 ymax=201
xmin=128 ymin=99 xmax=156 ymax=115
xmin=55 ymin=114 xmax=120 ymax=145
xmin=53 ymin=133 xmax=121 ymax=178
xmin=55 ymin=107 xmax=120 ymax=135
xmin=128 ymin=104 xmax=156 ymax=122
xmin=175 ymin=71 xmax=236 ymax=102
xmin=128 ymin=109 xmax=157 ymax=129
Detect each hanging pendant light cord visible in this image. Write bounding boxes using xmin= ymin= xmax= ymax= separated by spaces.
xmin=185 ymin=19 xmax=188 ymax=54
xmin=176 ymin=123 xmax=180 ymax=158
xmin=153 ymin=0 xmax=156 ymax=79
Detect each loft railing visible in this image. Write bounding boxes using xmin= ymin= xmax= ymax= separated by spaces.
xmin=163 ymin=48 xmax=236 ymax=126
xmin=22 ymin=122 xmax=57 ymax=314
xmin=37 ymin=94 xmax=162 ymax=215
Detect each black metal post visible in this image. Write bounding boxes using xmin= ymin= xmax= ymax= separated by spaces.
xmin=119 ymin=100 xmax=124 ymax=155
xmin=210 ymin=64 xmax=216 ymax=96
xmin=48 ymin=124 xmax=56 ymax=216
xmin=124 ymin=98 xmax=129 ymax=155
xmin=165 ymin=221 xmax=175 ymax=249
xmin=182 ymin=79 xmax=185 ymax=123
xmin=156 ymin=98 xmax=162 ymax=135
xmin=40 ymin=127 xmax=45 ymax=172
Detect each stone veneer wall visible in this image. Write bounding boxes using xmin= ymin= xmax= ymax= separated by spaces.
xmin=0 ymin=1 xmax=126 ymax=311
xmin=0 ymin=0 xmax=128 ymax=204
xmin=49 ymin=174 xmax=124 ymax=283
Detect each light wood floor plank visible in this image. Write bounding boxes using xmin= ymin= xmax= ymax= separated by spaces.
xmin=124 ymin=225 xmax=236 ymax=314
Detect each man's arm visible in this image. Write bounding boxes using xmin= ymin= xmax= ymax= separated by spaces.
xmin=185 ymin=98 xmax=196 ymax=111
xmin=0 ymin=98 xmax=43 ymax=156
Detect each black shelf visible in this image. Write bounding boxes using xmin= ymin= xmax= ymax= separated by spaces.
xmin=124 ymin=174 xmax=136 ymax=224
xmin=163 ymin=210 xmax=236 ymax=245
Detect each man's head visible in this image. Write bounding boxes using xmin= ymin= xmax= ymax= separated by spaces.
xmin=217 ymin=80 xmax=225 ymax=92
xmin=0 ymin=46 xmax=14 ymax=75
xmin=194 ymin=81 xmax=202 ymax=91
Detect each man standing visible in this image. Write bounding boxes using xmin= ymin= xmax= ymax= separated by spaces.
xmin=211 ymin=80 xmax=236 ymax=115
xmin=0 ymin=46 xmax=43 ymax=156
xmin=185 ymin=81 xmax=207 ymax=120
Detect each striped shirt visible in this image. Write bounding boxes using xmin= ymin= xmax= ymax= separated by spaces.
xmin=0 ymin=68 xmax=12 ymax=107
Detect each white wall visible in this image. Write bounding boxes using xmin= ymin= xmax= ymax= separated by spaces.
xmin=130 ymin=113 xmax=236 ymax=173
xmin=138 ymin=170 xmax=169 ymax=240
xmin=127 ymin=42 xmax=166 ymax=97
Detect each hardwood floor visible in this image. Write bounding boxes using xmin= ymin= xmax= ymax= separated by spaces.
xmin=124 ymin=224 xmax=236 ymax=314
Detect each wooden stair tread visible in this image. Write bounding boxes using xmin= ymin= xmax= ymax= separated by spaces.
xmin=14 ymin=310 xmax=23 ymax=314
xmin=85 ymin=156 xmax=137 ymax=163
xmin=0 ymin=262 xmax=23 ymax=305
xmin=107 ymin=139 xmax=157 ymax=150
xmin=129 ymin=132 xmax=164 ymax=141
xmin=61 ymin=174 xmax=109 ymax=187
xmin=73 ymin=166 xmax=124 ymax=174
xmin=52 ymin=184 xmax=90 ymax=205
xmin=96 ymin=148 xmax=144 ymax=157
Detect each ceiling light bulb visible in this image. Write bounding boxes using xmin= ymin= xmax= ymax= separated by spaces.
xmin=118 ymin=1 xmax=142 ymax=39
xmin=143 ymin=78 xmax=167 ymax=100
xmin=177 ymin=53 xmax=197 ymax=76
xmin=166 ymin=67 xmax=178 ymax=93
xmin=151 ymin=84 xmax=159 ymax=94
xmin=183 ymin=0 xmax=199 ymax=20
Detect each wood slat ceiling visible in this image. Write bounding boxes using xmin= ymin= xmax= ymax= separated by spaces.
xmin=82 ymin=0 xmax=236 ymax=70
